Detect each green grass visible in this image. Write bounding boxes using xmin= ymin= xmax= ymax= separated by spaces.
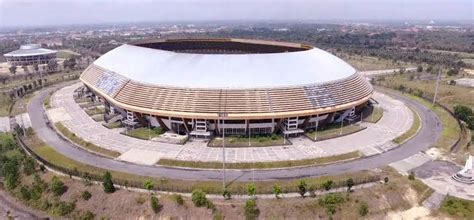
xmin=306 ymin=123 xmax=366 ymax=141
xmin=363 ymin=106 xmax=384 ymax=123
xmin=84 ymin=107 xmax=105 ymax=116
xmin=43 ymin=91 xmax=53 ymax=109
xmin=208 ymin=134 xmax=285 ymax=147
xmin=54 ymin=122 xmax=121 ymax=158
xmin=440 ymin=196 xmax=474 ymax=219
xmin=22 ymin=133 xmax=377 ymax=194
xmin=103 ymin=121 xmax=123 ymax=129
xmin=0 ymin=94 xmax=14 ymax=117
xmin=125 ymin=127 xmax=164 ymax=140
xmin=404 ymin=94 xmax=460 ymax=150
xmin=158 ymin=151 xmax=362 ymax=169
xmin=393 ymin=107 xmax=421 ymax=144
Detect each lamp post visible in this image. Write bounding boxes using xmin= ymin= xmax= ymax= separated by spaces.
xmin=219 ymin=112 xmax=228 ymax=190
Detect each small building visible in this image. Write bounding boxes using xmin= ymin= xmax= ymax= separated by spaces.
xmin=4 ymin=44 xmax=57 ymax=66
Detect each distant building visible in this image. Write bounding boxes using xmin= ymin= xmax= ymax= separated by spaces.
xmin=4 ymin=44 xmax=57 ymax=66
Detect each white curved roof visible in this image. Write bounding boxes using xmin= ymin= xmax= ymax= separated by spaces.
xmin=4 ymin=44 xmax=56 ymax=57
xmin=93 ymin=44 xmax=356 ymax=89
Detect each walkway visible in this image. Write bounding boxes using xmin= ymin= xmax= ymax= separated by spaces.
xmin=49 ymin=83 xmax=412 ymax=165
xmin=27 ymin=83 xmax=442 ymax=181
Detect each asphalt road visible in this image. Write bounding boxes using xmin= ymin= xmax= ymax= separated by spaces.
xmin=28 ymin=84 xmax=442 ymax=181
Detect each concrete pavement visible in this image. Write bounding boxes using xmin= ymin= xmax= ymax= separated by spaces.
xmin=27 ymin=83 xmax=442 ymax=181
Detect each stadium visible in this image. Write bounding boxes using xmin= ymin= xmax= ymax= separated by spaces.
xmin=79 ymin=38 xmax=373 ymax=137
xmin=4 ymin=44 xmax=57 ymax=66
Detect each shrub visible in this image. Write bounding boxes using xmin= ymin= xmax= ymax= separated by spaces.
xmin=408 ymin=171 xmax=415 ymax=180
xmin=359 ymin=201 xmax=369 ymax=216
xmin=135 ymin=195 xmax=146 ymax=204
xmin=172 ymin=194 xmax=184 ymax=205
xmin=244 ymin=199 xmax=259 ymax=220
xmin=318 ymin=193 xmax=346 ymax=215
xmin=51 ymin=176 xmax=66 ymax=196
xmin=322 ymin=180 xmax=334 ymax=191
xmin=273 ymin=184 xmax=282 ymax=199
xmin=102 ymin=171 xmax=115 ymax=193
xmin=346 ymin=178 xmax=355 ymax=192
xmin=384 ymin=177 xmax=389 ymax=183
xmin=206 ymin=200 xmax=216 ymax=212
xmin=247 ymin=183 xmax=256 ymax=197
xmin=39 ymin=164 xmax=46 ymax=172
xmin=80 ymin=210 xmax=95 ymax=220
xmin=192 ymin=189 xmax=207 ymax=207
xmin=150 ymin=195 xmax=161 ymax=213
xmin=297 ymin=180 xmax=307 ymax=197
xmin=144 ymin=179 xmax=154 ymax=192
xmin=20 ymin=185 xmax=31 ymax=201
xmin=22 ymin=157 xmax=36 ymax=175
xmin=81 ymin=191 xmax=92 ymax=201
xmin=52 ymin=201 xmax=76 ymax=216
xmin=222 ymin=189 xmax=231 ymax=200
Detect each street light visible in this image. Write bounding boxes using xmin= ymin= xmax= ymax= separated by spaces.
xmin=218 ymin=112 xmax=228 ymax=190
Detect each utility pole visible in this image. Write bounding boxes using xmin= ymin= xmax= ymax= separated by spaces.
xmin=219 ymin=112 xmax=228 ymax=190
xmin=432 ymin=68 xmax=441 ymax=106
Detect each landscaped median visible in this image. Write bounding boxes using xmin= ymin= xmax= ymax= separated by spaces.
xmin=208 ymin=134 xmax=287 ymax=148
xmin=393 ymin=107 xmax=422 ymax=144
xmin=157 ymin=151 xmax=362 ymax=169
xmin=54 ymin=122 xmax=121 ymax=158
xmin=305 ymin=124 xmax=366 ymax=142
xmin=19 ymin=132 xmax=379 ymax=195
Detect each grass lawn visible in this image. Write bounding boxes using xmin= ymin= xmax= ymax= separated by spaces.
xmin=407 ymin=179 xmax=435 ymax=205
xmin=43 ymin=91 xmax=53 ymax=109
xmin=393 ymin=107 xmax=421 ymax=144
xmin=363 ymin=106 xmax=384 ymax=123
xmin=10 ymin=93 xmax=34 ymax=116
xmin=440 ymin=196 xmax=474 ymax=219
xmin=85 ymin=106 xmax=105 ymax=116
xmin=124 ymin=127 xmax=164 ymax=140
xmin=54 ymin=122 xmax=121 ymax=158
xmin=0 ymin=94 xmax=13 ymax=117
xmin=158 ymin=151 xmax=362 ymax=169
xmin=103 ymin=121 xmax=123 ymax=129
xmin=91 ymin=114 xmax=104 ymax=122
xmin=208 ymin=134 xmax=285 ymax=147
xmin=22 ymin=133 xmax=377 ymax=194
xmin=306 ymin=123 xmax=366 ymax=141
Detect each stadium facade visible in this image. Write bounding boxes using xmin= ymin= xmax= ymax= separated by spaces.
xmin=80 ymin=38 xmax=373 ymax=137
xmin=4 ymin=44 xmax=57 ymax=66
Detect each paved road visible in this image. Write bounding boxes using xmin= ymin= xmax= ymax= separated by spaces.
xmin=28 ymin=85 xmax=442 ymax=181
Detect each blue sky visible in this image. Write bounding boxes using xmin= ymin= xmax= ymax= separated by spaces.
xmin=0 ymin=0 xmax=472 ymax=27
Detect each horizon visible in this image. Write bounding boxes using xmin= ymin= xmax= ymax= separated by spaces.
xmin=0 ymin=0 xmax=472 ymax=28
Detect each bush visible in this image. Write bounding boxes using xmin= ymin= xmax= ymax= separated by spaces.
xmin=318 ymin=193 xmax=346 ymax=215
xmin=51 ymin=176 xmax=66 ymax=196
xmin=192 ymin=189 xmax=207 ymax=207
xmin=346 ymin=178 xmax=355 ymax=191
xmin=206 ymin=200 xmax=216 ymax=212
xmin=359 ymin=201 xmax=369 ymax=216
xmin=273 ymin=184 xmax=282 ymax=199
xmin=322 ymin=180 xmax=334 ymax=191
xmin=22 ymin=157 xmax=36 ymax=175
xmin=144 ymin=179 xmax=154 ymax=191
xmin=20 ymin=185 xmax=31 ymax=201
xmin=150 ymin=195 xmax=161 ymax=213
xmin=408 ymin=171 xmax=415 ymax=180
xmin=102 ymin=171 xmax=115 ymax=193
xmin=81 ymin=191 xmax=92 ymax=201
xmin=222 ymin=189 xmax=231 ymax=200
xmin=135 ymin=195 xmax=146 ymax=204
xmin=384 ymin=177 xmax=389 ymax=183
xmin=247 ymin=183 xmax=256 ymax=197
xmin=173 ymin=194 xmax=184 ymax=205
xmin=52 ymin=201 xmax=76 ymax=216
xmin=244 ymin=199 xmax=259 ymax=220
xmin=79 ymin=210 xmax=95 ymax=220
xmin=297 ymin=180 xmax=307 ymax=197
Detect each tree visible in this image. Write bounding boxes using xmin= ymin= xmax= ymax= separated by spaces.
xmin=47 ymin=59 xmax=58 ymax=73
xmin=408 ymin=171 xmax=415 ymax=180
xmin=102 ymin=171 xmax=115 ymax=193
xmin=172 ymin=194 xmax=184 ymax=205
xmin=359 ymin=201 xmax=369 ymax=216
xmin=150 ymin=195 xmax=161 ymax=213
xmin=51 ymin=176 xmax=66 ymax=196
xmin=2 ymin=160 xmax=20 ymax=190
xmin=322 ymin=180 xmax=334 ymax=191
xmin=9 ymin=65 xmax=17 ymax=75
xmin=346 ymin=178 xmax=355 ymax=192
xmin=384 ymin=177 xmax=389 ymax=183
xmin=273 ymin=184 xmax=282 ymax=199
xmin=447 ymin=68 xmax=459 ymax=76
xmin=244 ymin=199 xmax=259 ymax=220
xmin=144 ymin=179 xmax=154 ymax=192
xmin=417 ymin=65 xmax=423 ymax=72
xmin=191 ymin=189 xmax=207 ymax=207
xmin=297 ymin=180 xmax=307 ymax=197
xmin=247 ymin=183 xmax=256 ymax=197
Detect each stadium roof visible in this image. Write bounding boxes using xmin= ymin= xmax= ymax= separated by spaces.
xmin=4 ymin=44 xmax=57 ymax=57
xmin=93 ymin=43 xmax=357 ymax=89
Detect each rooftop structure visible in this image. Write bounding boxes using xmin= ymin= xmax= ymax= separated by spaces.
xmin=4 ymin=44 xmax=57 ymax=66
xmin=80 ymin=38 xmax=373 ymax=136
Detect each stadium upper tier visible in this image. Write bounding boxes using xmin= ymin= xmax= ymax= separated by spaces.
xmin=80 ymin=38 xmax=373 ymax=120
